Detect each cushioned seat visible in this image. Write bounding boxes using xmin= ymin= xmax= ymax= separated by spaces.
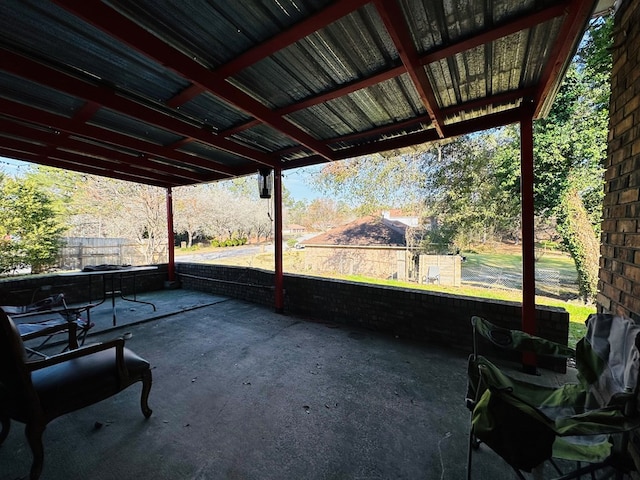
xmin=0 ymin=307 xmax=152 ymax=480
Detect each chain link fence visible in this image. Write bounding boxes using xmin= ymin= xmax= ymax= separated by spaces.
xmin=461 ymin=264 xmax=575 ymax=298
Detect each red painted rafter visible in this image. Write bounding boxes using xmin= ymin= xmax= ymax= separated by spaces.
xmin=0 ymin=98 xmax=238 ymax=177
xmin=0 ymin=49 xmax=276 ymax=168
xmin=282 ymin=108 xmax=523 ymax=170
xmin=440 ymin=87 xmax=538 ymax=117
xmin=166 ymin=85 xmax=206 ymax=109
xmin=0 ymin=138 xmax=179 ymax=187
xmin=421 ymin=1 xmax=570 ymax=65
xmin=164 ymin=0 xmax=371 ymax=134
xmin=53 ymin=0 xmax=337 ymax=162
xmin=336 ymin=108 xmax=522 ymax=159
xmin=273 ymin=87 xmax=535 ymax=161
xmin=374 ymin=0 xmax=445 ymax=138
xmin=42 ymin=101 xmax=99 ymax=158
xmin=0 ymin=117 xmax=206 ymax=184
xmin=534 ymin=0 xmax=594 ymax=117
xmin=215 ymin=0 xmax=371 ymax=79
xmin=220 ymin=3 xmax=566 ymax=138
xmin=221 ymin=65 xmax=406 ymax=137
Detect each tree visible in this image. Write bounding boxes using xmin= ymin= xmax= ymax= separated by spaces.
xmin=173 ymin=184 xmax=215 ymax=247
xmin=312 ymin=153 xmax=427 ymax=215
xmin=557 ymin=182 xmax=600 ymax=302
xmin=0 ymin=175 xmax=66 ymax=274
xmin=421 ymin=135 xmax=521 ymax=251
xmin=69 ymin=177 xmax=168 ymax=264
xmin=173 ymin=181 xmax=274 ymax=246
xmin=492 ymin=16 xmax=610 ymax=303
xmin=303 ymin=198 xmax=353 ymax=232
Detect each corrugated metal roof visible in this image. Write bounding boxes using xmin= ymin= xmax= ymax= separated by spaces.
xmin=0 ymin=0 xmax=604 ymax=187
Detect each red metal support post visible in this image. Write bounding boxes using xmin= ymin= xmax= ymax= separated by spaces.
xmin=166 ymin=187 xmax=176 ymax=282
xmin=274 ymin=168 xmax=284 ymax=313
xmin=520 ymin=108 xmax=537 ymax=372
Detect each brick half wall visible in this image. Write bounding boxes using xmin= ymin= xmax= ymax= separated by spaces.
xmin=176 ymin=263 xmax=569 ymax=371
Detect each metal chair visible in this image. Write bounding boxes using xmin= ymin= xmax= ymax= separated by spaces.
xmin=2 ymin=290 xmax=96 ymax=358
xmin=424 ymin=265 xmax=440 ymax=284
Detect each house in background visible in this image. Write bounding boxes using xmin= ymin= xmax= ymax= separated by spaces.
xmin=381 ymin=209 xmax=419 ymax=228
xmin=302 ymin=215 xmax=409 ymax=280
xmin=283 ymin=224 xmax=306 ymax=235
xmin=301 ymin=213 xmax=460 ymax=284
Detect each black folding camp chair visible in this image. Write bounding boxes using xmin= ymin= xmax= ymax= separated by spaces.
xmin=466 ymin=314 xmax=640 ymax=479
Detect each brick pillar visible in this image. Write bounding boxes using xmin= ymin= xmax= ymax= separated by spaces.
xmin=599 ymin=0 xmax=640 ymax=320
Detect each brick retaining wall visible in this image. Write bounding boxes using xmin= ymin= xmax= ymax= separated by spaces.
xmin=176 ymin=263 xmax=569 ymax=370
xmin=0 ymin=265 xmax=168 ymax=306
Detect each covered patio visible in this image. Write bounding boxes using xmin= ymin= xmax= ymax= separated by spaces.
xmin=1 ymin=0 xmax=630 ymax=478
xmin=1 ymin=289 xmax=575 ymax=480
xmin=0 ymin=0 xmax=614 ymax=349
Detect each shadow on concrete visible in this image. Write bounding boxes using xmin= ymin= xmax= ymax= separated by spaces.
xmin=3 ymin=288 xmax=575 ymax=480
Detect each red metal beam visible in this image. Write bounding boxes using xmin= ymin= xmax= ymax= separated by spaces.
xmin=0 ymin=98 xmax=239 ymax=178
xmin=374 ymin=0 xmax=445 ymax=138
xmin=215 ymin=0 xmax=371 ymax=78
xmin=0 ymin=118 xmax=206 ymax=184
xmin=53 ymin=0 xmax=337 ymax=162
xmin=0 ymin=140 xmax=177 ymax=187
xmin=534 ymin=0 xmax=594 ymax=117
xmin=1 ymin=49 xmax=276 ymax=167
xmin=329 ymin=115 xmax=433 ymax=145
xmin=274 ymin=168 xmax=284 ymax=313
xmin=166 ymin=85 xmax=206 ymax=109
xmin=420 ymin=2 xmax=570 ymax=65
xmin=279 ymin=89 xmax=532 ymax=161
xmin=440 ymin=88 xmax=537 ymax=118
xmin=332 ymin=107 xmax=521 ymax=161
xmin=520 ymin=105 xmax=537 ymax=371
xmin=166 ymin=187 xmax=176 ymax=282
xmin=221 ymin=2 xmax=566 ymax=139
xmin=0 ymin=136 xmax=171 ymax=182
xmin=221 ymin=65 xmax=406 ymax=137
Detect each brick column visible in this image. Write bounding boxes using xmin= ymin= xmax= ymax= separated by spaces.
xmin=599 ymin=0 xmax=640 ymax=320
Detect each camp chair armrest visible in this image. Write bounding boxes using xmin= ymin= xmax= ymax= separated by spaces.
xmin=554 ymin=406 xmax=640 ymax=436
xmin=19 ymin=321 xmax=77 ymax=342
xmin=9 ymin=307 xmax=69 ymax=319
xmin=64 ymin=302 xmax=99 ymax=315
xmin=471 ymin=315 xmax=575 ymax=358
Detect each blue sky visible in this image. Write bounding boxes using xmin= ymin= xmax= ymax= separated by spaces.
xmin=0 ymin=156 xmax=31 ymax=176
xmin=282 ymin=165 xmax=323 ymax=201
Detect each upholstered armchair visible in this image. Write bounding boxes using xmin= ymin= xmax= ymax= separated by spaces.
xmin=0 ymin=307 xmax=152 ymax=480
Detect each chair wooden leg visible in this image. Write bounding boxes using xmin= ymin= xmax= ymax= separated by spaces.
xmin=0 ymin=416 xmax=10 ymax=445
xmin=25 ymin=421 xmax=45 ymax=480
xmin=140 ymin=369 xmax=153 ymax=418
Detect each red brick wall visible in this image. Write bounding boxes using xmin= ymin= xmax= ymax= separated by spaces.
xmin=599 ymin=0 xmax=640 ymax=321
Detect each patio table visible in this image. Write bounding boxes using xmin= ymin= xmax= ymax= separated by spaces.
xmin=60 ymin=266 xmax=157 ymax=326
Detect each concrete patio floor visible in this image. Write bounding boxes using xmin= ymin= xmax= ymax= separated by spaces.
xmin=3 ymin=288 xmax=576 ymax=480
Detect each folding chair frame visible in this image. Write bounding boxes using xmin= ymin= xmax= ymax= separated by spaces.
xmin=466 ymin=315 xmax=640 ymax=480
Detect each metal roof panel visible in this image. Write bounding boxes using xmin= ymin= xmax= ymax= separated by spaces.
xmin=0 ymin=71 xmax=84 ymax=118
xmin=0 ymin=0 xmax=600 ymax=186
xmin=0 ymin=0 xmax=188 ymax=103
